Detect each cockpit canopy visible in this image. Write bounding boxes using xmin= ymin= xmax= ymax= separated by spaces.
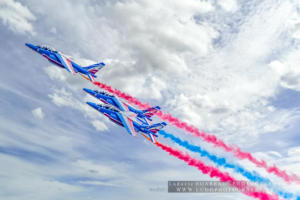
xmin=37 ymin=45 xmax=57 ymax=52
xmin=95 ymin=90 xmax=114 ymax=97
xmin=100 ymin=104 xmax=119 ymax=112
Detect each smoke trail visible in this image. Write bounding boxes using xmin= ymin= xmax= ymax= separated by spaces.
xmin=155 ymin=111 xmax=300 ymax=185
xmin=156 ymin=142 xmax=279 ymax=200
xmin=92 ymin=81 xmax=300 ymax=185
xmin=158 ymin=130 xmax=294 ymax=199
xmin=93 ymin=81 xmax=150 ymax=109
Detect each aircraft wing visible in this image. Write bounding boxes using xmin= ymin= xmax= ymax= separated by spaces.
xmin=112 ymin=96 xmax=129 ymax=112
xmin=87 ymin=73 xmax=95 ymax=82
xmin=116 ymin=112 xmax=137 ymax=137
xmin=147 ymin=132 xmax=157 ymax=143
xmin=55 ymin=53 xmax=76 ymax=75
xmin=139 ymin=132 xmax=157 ymax=143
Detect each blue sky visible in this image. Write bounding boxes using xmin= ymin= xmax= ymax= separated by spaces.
xmin=0 ymin=0 xmax=300 ymax=199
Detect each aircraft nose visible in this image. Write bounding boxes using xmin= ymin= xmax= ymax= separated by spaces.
xmin=83 ymin=88 xmax=95 ymax=95
xmin=25 ymin=43 xmax=38 ymax=51
xmin=86 ymin=102 xmax=98 ymax=109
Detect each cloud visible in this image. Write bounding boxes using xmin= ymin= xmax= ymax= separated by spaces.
xmin=31 ymin=107 xmax=44 ymax=119
xmin=269 ymin=48 xmax=300 ymax=91
xmin=159 ymin=0 xmax=300 ymax=146
xmin=44 ymin=66 xmax=67 ymax=81
xmin=286 ymin=146 xmax=300 ymax=163
xmin=0 ymin=0 xmax=36 ymax=35
xmin=48 ymin=87 xmax=109 ymax=130
xmin=91 ymin=120 xmax=108 ymax=132
xmin=44 ymin=64 xmax=92 ymax=91
xmin=0 ymin=154 xmax=82 ymax=200
xmin=24 ymin=0 xmax=218 ymax=100
xmin=48 ymin=88 xmax=73 ymax=107
xmin=217 ymin=0 xmax=238 ymax=12
xmin=109 ymin=0 xmax=217 ymax=72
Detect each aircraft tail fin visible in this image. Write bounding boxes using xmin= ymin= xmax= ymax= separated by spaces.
xmin=147 ymin=122 xmax=167 ymax=134
xmin=83 ymin=62 xmax=105 ymax=74
xmin=142 ymin=106 xmax=160 ymax=118
xmin=142 ymin=122 xmax=167 ymax=143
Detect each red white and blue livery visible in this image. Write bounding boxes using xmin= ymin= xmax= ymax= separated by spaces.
xmin=84 ymin=88 xmax=166 ymax=143
xmin=83 ymin=88 xmax=161 ymax=126
xmin=25 ymin=43 xmax=105 ymax=82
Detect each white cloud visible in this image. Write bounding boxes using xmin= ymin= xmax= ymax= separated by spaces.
xmin=269 ymin=48 xmax=300 ymax=91
xmin=44 ymin=66 xmax=67 ymax=81
xmin=286 ymin=8 xmax=300 ymax=40
xmin=31 ymin=107 xmax=44 ymax=119
xmin=267 ymin=6 xmax=300 ymax=91
xmin=48 ymin=88 xmax=88 ymax=114
xmin=0 ymin=154 xmax=82 ymax=200
xmin=160 ymin=0 xmax=300 ymax=146
xmin=48 ymin=87 xmax=110 ymax=132
xmin=97 ymin=0 xmax=217 ymax=99
xmin=26 ymin=0 xmax=219 ymax=101
xmin=287 ymin=146 xmax=300 ymax=157
xmin=110 ymin=0 xmax=217 ymax=71
xmin=48 ymin=88 xmax=73 ymax=107
xmin=44 ymin=64 xmax=92 ymax=91
xmin=217 ymin=0 xmax=238 ymax=12
xmin=0 ymin=0 xmax=36 ymax=35
xmin=91 ymin=120 xmax=108 ymax=132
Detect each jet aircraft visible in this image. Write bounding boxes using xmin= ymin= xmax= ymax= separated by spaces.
xmin=83 ymin=88 xmax=160 ymax=126
xmin=25 ymin=43 xmax=105 ymax=82
xmin=84 ymin=88 xmax=166 ymax=143
xmin=86 ymin=102 xmax=166 ymax=143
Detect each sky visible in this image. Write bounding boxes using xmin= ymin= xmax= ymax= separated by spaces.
xmin=0 ymin=0 xmax=300 ymax=199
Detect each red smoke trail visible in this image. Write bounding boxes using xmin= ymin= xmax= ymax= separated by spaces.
xmin=156 ymin=142 xmax=279 ymax=200
xmin=94 ymin=81 xmax=150 ymax=109
xmin=93 ymin=81 xmax=300 ymax=184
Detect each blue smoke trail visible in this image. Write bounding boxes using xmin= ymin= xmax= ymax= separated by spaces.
xmin=158 ymin=130 xmax=295 ymax=199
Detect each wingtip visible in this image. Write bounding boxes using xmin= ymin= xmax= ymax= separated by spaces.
xmin=83 ymin=88 xmax=90 ymax=93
